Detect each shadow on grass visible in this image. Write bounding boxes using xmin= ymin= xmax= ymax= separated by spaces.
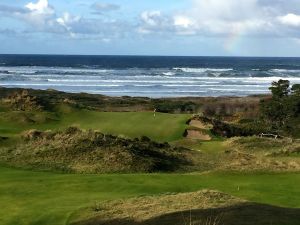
xmin=73 ymin=203 xmax=300 ymax=225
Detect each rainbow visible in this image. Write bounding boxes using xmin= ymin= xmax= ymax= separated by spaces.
xmin=224 ymin=29 xmax=243 ymax=52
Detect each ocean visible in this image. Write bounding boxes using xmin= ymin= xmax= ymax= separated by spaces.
xmin=1 ymin=54 xmax=300 ymax=98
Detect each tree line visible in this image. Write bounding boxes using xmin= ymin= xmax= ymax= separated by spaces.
xmin=260 ymin=80 xmax=300 ymax=133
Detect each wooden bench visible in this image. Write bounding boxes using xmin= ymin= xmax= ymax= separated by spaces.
xmin=259 ymin=133 xmax=283 ymax=139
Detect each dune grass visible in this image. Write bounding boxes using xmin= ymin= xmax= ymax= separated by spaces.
xmin=0 ymin=110 xmax=190 ymax=142
xmin=0 ymin=165 xmax=299 ymax=225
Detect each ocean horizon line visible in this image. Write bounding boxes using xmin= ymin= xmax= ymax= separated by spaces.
xmin=1 ymin=54 xmax=300 ymax=59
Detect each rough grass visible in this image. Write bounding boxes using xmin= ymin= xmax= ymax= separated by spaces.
xmin=173 ymin=138 xmax=300 ymax=172
xmin=227 ymin=136 xmax=300 ymax=155
xmin=0 ymin=128 xmax=197 ymax=173
xmin=71 ymin=190 xmax=244 ymax=225
xmin=0 ymin=165 xmax=300 ymax=225
xmin=74 ymin=203 xmax=300 ymax=225
xmin=221 ymin=137 xmax=300 ymax=172
xmin=0 ymin=110 xmax=190 ymax=142
xmin=71 ymin=191 xmax=300 ymax=225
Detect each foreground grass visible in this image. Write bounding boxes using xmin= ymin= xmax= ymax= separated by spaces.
xmin=0 ymin=111 xmax=190 ymax=142
xmin=0 ymin=165 xmax=299 ymax=225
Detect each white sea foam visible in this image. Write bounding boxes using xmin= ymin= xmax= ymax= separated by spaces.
xmin=47 ymin=79 xmax=111 ymax=82
xmin=27 ymin=75 xmax=288 ymax=82
xmin=0 ymin=66 xmax=111 ymax=74
xmin=208 ymin=88 xmax=268 ymax=92
xmin=47 ymin=79 xmax=200 ymax=84
xmin=90 ymin=90 xmax=207 ymax=93
xmin=6 ymin=69 xmax=37 ymax=74
xmin=269 ymin=69 xmax=300 ymax=73
xmin=173 ymin=67 xmax=233 ymax=73
xmin=163 ymin=84 xmax=267 ymax=88
xmin=23 ymin=75 xmax=105 ymax=79
xmin=203 ymin=81 xmax=221 ymax=84
xmin=2 ymin=64 xmax=300 ymax=98
xmin=133 ymin=84 xmax=157 ymax=87
xmin=162 ymin=72 xmax=175 ymax=76
xmin=0 ymin=83 xmax=122 ymax=87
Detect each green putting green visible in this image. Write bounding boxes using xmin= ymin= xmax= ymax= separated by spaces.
xmin=0 ymin=111 xmax=190 ymax=142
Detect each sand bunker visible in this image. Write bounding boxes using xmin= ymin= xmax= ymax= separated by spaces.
xmin=186 ymin=129 xmax=212 ymax=141
xmin=189 ymin=119 xmax=212 ymax=129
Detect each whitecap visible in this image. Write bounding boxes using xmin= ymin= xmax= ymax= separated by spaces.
xmin=162 ymin=72 xmax=175 ymax=76
xmin=0 ymin=83 xmax=122 ymax=87
xmin=269 ymin=69 xmax=300 ymax=73
xmin=173 ymin=67 xmax=233 ymax=73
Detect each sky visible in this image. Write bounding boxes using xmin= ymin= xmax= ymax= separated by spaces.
xmin=1 ymin=0 xmax=300 ymax=56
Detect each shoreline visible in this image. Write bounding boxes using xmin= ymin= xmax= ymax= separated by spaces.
xmin=0 ymin=86 xmax=268 ymax=100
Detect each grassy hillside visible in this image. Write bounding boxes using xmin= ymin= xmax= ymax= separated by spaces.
xmin=0 ymin=165 xmax=299 ymax=225
xmin=72 ymin=191 xmax=300 ymax=225
xmin=0 ymin=128 xmax=198 ymax=173
xmin=0 ymin=88 xmax=299 ymax=225
xmin=0 ymin=109 xmax=190 ymax=142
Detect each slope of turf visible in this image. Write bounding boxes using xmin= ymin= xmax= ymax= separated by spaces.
xmin=1 ymin=128 xmax=197 ymax=173
xmin=0 ymin=165 xmax=299 ymax=225
xmin=0 ymin=110 xmax=190 ymax=142
xmin=72 ymin=193 xmax=300 ymax=225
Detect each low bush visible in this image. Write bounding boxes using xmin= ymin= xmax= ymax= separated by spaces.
xmin=194 ymin=116 xmax=270 ymax=138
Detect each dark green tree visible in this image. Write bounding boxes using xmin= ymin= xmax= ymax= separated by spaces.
xmin=269 ymin=79 xmax=290 ymax=98
xmin=291 ymin=84 xmax=300 ymax=116
xmin=260 ymin=80 xmax=291 ymax=129
xmin=260 ymin=80 xmax=300 ymax=135
xmin=291 ymin=84 xmax=300 ymax=96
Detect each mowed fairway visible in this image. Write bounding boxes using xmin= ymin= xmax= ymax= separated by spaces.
xmin=0 ymin=111 xmax=190 ymax=142
xmin=0 ymin=165 xmax=299 ymax=225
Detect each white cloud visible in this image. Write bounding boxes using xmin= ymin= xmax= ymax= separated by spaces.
xmin=57 ymin=13 xmax=80 ymax=28
xmin=171 ymin=0 xmax=274 ymax=36
xmin=56 ymin=13 xmax=81 ymax=37
xmin=137 ymin=0 xmax=300 ymax=38
xmin=1 ymin=0 xmax=300 ymax=42
xmin=138 ymin=11 xmax=174 ymax=34
xmin=21 ymin=0 xmax=56 ymax=28
xmin=141 ymin=11 xmax=162 ymax=26
xmin=25 ymin=0 xmax=53 ymax=14
xmin=0 ymin=0 xmax=55 ymax=29
xmin=0 ymin=0 xmax=129 ymax=39
xmin=278 ymin=13 xmax=300 ymax=27
xmin=91 ymin=2 xmax=120 ymax=13
xmin=174 ymin=16 xmax=194 ymax=29
xmin=189 ymin=0 xmax=259 ymax=21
